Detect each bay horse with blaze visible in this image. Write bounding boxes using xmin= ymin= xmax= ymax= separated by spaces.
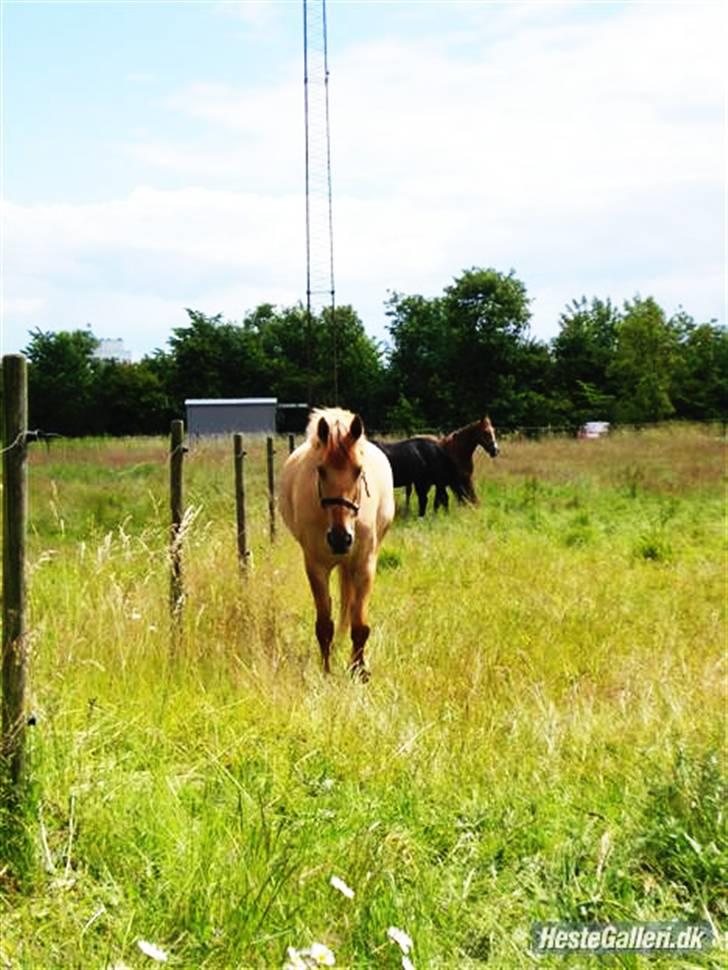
xmin=279 ymin=408 xmax=395 ymax=678
xmin=437 ymin=416 xmax=499 ymax=504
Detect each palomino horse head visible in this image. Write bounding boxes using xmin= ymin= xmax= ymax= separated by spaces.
xmin=314 ymin=411 xmax=366 ymax=555
xmin=479 ymin=416 xmax=499 ymax=457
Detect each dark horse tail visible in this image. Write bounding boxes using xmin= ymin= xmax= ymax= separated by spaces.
xmin=373 ymin=435 xmax=474 ymax=512
xmin=449 ymin=471 xmax=471 ymax=504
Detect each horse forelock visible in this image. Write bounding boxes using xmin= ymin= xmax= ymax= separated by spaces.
xmin=306 ymin=407 xmax=357 ymax=439
xmin=323 ymin=426 xmax=358 ymax=469
xmin=307 ymin=407 xmax=364 ymax=470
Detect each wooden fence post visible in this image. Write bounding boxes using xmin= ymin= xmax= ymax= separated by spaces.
xmin=233 ymin=433 xmax=249 ymax=570
xmin=2 ymin=355 xmax=29 ymax=795
xmin=266 ymin=436 xmax=276 ymax=543
xmin=169 ymin=420 xmax=185 ymax=624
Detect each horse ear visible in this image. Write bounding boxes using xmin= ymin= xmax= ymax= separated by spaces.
xmin=349 ymin=414 xmax=364 ymax=441
xmin=317 ymin=416 xmax=329 ymax=445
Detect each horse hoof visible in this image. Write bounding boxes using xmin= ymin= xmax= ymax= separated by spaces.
xmin=349 ymin=665 xmax=370 ymax=683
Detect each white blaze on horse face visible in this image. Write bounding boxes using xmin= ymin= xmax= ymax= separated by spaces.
xmin=482 ymin=416 xmax=498 ymax=456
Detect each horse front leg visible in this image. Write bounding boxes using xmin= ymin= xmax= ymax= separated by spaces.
xmin=305 ymin=560 xmax=333 ymax=673
xmin=348 ymin=558 xmax=376 ymax=681
xmin=416 ymin=482 xmax=428 ymax=517
xmin=461 ymin=463 xmax=478 ymax=505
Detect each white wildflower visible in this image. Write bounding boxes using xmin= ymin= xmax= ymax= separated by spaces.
xmin=137 ymin=940 xmax=168 ymax=963
xmin=284 ymin=943 xmax=335 ymax=969
xmin=329 ymin=874 xmax=355 ymax=899
xmin=283 ymin=947 xmax=308 ymax=970
xmin=387 ymin=926 xmax=413 ymax=955
xmin=308 ymin=942 xmax=336 ymax=965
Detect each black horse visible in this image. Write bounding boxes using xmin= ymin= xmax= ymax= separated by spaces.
xmin=372 ymin=436 xmax=469 ymax=517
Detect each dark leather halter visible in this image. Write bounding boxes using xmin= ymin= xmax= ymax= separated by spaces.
xmin=317 ymin=471 xmax=368 ymax=516
xmin=320 ymin=495 xmax=360 ymax=515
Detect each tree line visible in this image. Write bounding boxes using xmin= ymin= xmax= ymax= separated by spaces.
xmin=6 ymin=267 xmax=727 ymax=437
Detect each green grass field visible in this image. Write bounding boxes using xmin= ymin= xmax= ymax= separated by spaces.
xmin=1 ymin=425 xmax=726 ymax=969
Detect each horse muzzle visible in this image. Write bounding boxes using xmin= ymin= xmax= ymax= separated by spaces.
xmin=326 ymin=527 xmax=353 ymax=555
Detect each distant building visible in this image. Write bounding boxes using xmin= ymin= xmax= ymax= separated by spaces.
xmin=276 ymin=403 xmax=309 ymax=433
xmin=186 ymin=398 xmax=278 ymax=436
xmin=94 ymin=338 xmax=132 ymax=363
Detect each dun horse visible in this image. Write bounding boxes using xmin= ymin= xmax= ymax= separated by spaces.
xmin=279 ymin=408 xmax=395 ymax=678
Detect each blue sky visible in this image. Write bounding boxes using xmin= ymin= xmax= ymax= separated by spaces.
xmin=2 ymin=0 xmax=725 ymax=359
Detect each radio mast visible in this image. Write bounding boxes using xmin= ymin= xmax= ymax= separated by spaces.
xmin=303 ymin=0 xmax=337 ymax=404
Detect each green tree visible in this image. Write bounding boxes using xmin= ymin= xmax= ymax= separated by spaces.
xmin=321 ymin=305 xmax=388 ymax=425
xmin=250 ymin=303 xmax=386 ymax=424
xmin=507 ymin=338 xmax=559 ymax=429
xmin=669 ymin=312 xmax=728 ymax=420
xmin=385 ymin=268 xmax=533 ymax=429
xmin=386 ymin=393 xmax=421 ymax=435
xmin=609 ymin=297 xmax=678 ymax=423
xmin=443 ymin=267 xmax=532 ymax=425
xmin=90 ymin=358 xmax=173 ymax=435
xmin=165 ymin=310 xmax=269 ymax=409
xmin=384 ymin=292 xmax=450 ymax=428
xmin=23 ymin=327 xmax=99 ymax=435
xmin=551 ymin=297 xmax=620 ymax=424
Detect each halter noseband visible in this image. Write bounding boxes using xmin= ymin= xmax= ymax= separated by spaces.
xmin=320 ymin=494 xmax=361 ymax=515
xmin=317 ymin=470 xmax=369 ymax=516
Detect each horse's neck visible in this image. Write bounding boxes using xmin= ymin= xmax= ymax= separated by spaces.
xmin=445 ymin=423 xmax=479 ymax=466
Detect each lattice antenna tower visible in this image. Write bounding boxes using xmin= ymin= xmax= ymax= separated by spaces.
xmin=303 ymin=0 xmax=337 ymax=404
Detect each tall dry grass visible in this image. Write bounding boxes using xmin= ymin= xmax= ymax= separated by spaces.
xmin=0 ymin=425 xmax=725 ymax=968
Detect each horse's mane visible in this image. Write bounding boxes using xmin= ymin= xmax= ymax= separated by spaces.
xmin=306 ymin=407 xmax=358 ymax=439
xmin=444 ymin=415 xmax=493 ymax=441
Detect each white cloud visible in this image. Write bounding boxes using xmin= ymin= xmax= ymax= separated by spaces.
xmin=6 ymin=187 xmax=304 ymax=270
xmin=122 ymin=141 xmax=246 ymax=179
xmin=213 ymin=0 xmax=281 ymax=29
xmin=332 ymin=4 xmax=722 ymax=200
xmin=3 ymin=186 xmax=307 ymax=353
xmin=2 ymin=1 xmax=723 ymax=355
